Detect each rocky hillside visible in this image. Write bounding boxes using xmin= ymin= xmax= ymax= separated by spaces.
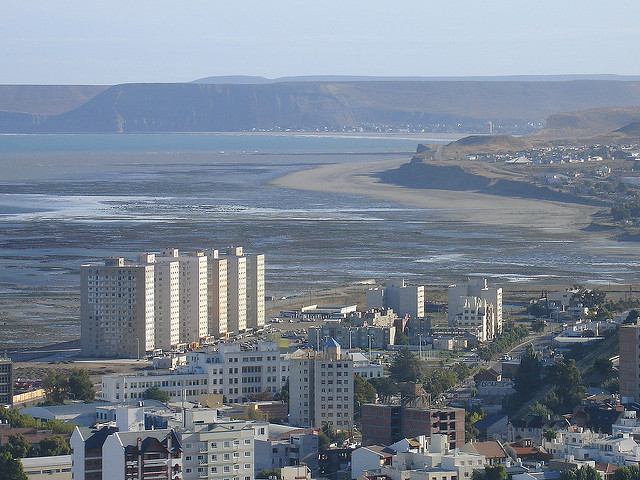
xmin=3 ymin=80 xmax=640 ymax=133
xmin=531 ymin=106 xmax=640 ymax=140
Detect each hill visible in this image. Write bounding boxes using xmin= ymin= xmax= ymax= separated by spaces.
xmin=531 ymin=106 xmax=640 ymax=140
xmin=442 ymin=135 xmax=534 ymax=158
xmin=0 ymin=85 xmax=108 ymax=115
xmin=4 ymin=80 xmax=640 ymax=133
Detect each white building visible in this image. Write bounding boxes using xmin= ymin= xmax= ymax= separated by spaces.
xmin=205 ymin=250 xmax=228 ymax=338
xmin=288 ymin=339 xmax=354 ymax=431
xmin=349 ymin=351 xmax=385 ymax=380
xmin=224 ymin=247 xmax=248 ymax=333
xmin=246 ymin=253 xmax=265 ymax=331
xmin=139 ymin=253 xmax=181 ymax=351
xmin=545 ymin=426 xmax=640 ymax=466
xmin=180 ymin=420 xmax=255 ymax=480
xmin=448 ymin=278 xmax=502 ymax=342
xmin=368 ymin=280 xmax=425 ymax=319
xmin=20 ymin=455 xmax=72 ymax=480
xmin=100 ymin=342 xmax=288 ymax=404
xmin=80 ymin=257 xmax=155 ymax=358
xmin=157 ymin=249 xmax=208 ymax=344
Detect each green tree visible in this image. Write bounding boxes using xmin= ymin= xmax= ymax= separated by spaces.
xmin=41 ymin=370 xmax=69 ymax=405
xmin=354 ymin=374 xmax=376 ymax=419
xmin=394 ymin=330 xmax=408 ymax=345
xmin=514 ymin=345 xmax=541 ymax=395
xmin=485 ymin=465 xmax=507 ymax=480
xmin=368 ymin=377 xmax=399 ymax=403
xmin=38 ymin=435 xmax=70 ymax=456
xmin=257 ymin=469 xmax=281 ymax=479
xmin=528 ymin=402 xmax=553 ymax=418
xmin=549 ymin=359 xmax=585 ymax=411
xmin=143 ymin=386 xmax=170 ymax=403
xmin=389 ymin=348 xmax=423 ymax=383
xmin=2 ymin=434 xmax=32 ymax=459
xmin=274 ymin=379 xmax=289 ymax=403
xmin=613 ymin=465 xmax=640 ymax=480
xmin=424 ymin=368 xmax=457 ymax=397
xmin=560 ymin=466 xmax=600 ymax=480
xmin=68 ymin=369 xmax=95 ymax=402
xmin=0 ymin=452 xmax=28 ymax=480
xmin=318 ymin=433 xmax=330 ymax=451
xmin=593 ymin=357 xmax=613 ymax=375
xmin=543 ymin=429 xmax=557 ymax=442
xmin=624 ymin=310 xmax=640 ymax=324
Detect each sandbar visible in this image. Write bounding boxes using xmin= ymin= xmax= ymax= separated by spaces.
xmin=269 ymin=157 xmax=600 ymax=234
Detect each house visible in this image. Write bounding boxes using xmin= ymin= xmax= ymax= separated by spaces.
xmin=461 ymin=441 xmax=508 ymax=465
xmin=471 ymin=414 xmax=508 ymax=441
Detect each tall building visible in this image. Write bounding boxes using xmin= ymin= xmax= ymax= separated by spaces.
xmin=224 ymin=247 xmax=248 ymax=333
xmin=157 ymin=249 xmax=208 ymax=344
xmin=289 ymin=339 xmax=354 ymax=431
xmin=0 ymin=355 xmax=13 ymax=406
xmin=245 ymin=253 xmax=265 ymax=330
xmin=367 ymin=280 xmax=424 ymax=319
xmin=448 ymin=278 xmax=502 ymax=341
xmin=180 ymin=421 xmax=254 ymax=480
xmin=81 ymin=257 xmax=155 ymax=358
xmin=360 ymin=403 xmax=465 ymax=450
xmin=620 ymin=322 xmax=640 ymax=403
xmin=205 ymin=250 xmax=228 ymax=337
xmin=139 ymin=253 xmax=181 ymax=351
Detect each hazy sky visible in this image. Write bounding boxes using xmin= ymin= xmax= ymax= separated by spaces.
xmin=3 ymin=0 xmax=640 ymax=84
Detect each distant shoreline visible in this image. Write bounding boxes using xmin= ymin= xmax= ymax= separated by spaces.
xmin=269 ymin=157 xmax=601 ymax=235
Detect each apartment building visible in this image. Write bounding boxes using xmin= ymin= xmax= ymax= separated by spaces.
xmin=139 ymin=253 xmax=181 ymax=351
xmin=448 ymin=278 xmax=502 ymax=342
xmin=102 ymin=429 xmax=182 ymax=480
xmin=80 ymin=257 xmax=155 ymax=358
xmin=101 ymin=342 xmax=288 ymax=404
xmin=0 ymin=355 xmax=13 ymax=406
xmin=180 ymin=421 xmax=254 ymax=480
xmin=308 ymin=322 xmax=396 ymax=350
xmin=245 ymin=253 xmax=265 ymax=330
xmin=367 ymin=280 xmax=424 ymax=319
xmin=205 ymin=250 xmax=228 ymax=338
xmin=156 ymin=249 xmax=208 ymax=344
xmin=620 ymin=321 xmax=640 ymax=403
xmin=360 ymin=404 xmax=465 ymax=450
xmin=289 ymin=339 xmax=354 ymax=431
xmin=224 ymin=247 xmax=248 ymax=333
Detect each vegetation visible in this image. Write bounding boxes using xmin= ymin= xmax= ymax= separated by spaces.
xmin=368 ymin=377 xmax=399 ymax=403
xmin=513 ymin=344 xmax=541 ymax=395
xmin=472 ymin=465 xmax=506 ymax=480
xmin=354 ymin=374 xmax=376 ymax=419
xmin=613 ymin=465 xmax=640 ymax=480
xmin=477 ymin=324 xmax=529 ymax=361
xmin=560 ymin=465 xmax=600 ymax=480
xmin=257 ymin=469 xmax=281 ymax=479
xmin=41 ymin=368 xmax=95 ymax=404
xmin=544 ymin=359 xmax=586 ymax=413
xmin=0 ymin=452 xmax=28 ymax=480
xmin=274 ymin=379 xmax=289 ymax=403
xmin=143 ymin=386 xmax=170 ymax=403
xmin=0 ymin=408 xmax=74 ymax=435
xmin=389 ymin=348 xmax=424 ymax=383
xmin=38 ymin=435 xmax=71 ymax=456
xmin=394 ymin=330 xmax=408 ymax=345
xmin=465 ymin=405 xmax=484 ymax=442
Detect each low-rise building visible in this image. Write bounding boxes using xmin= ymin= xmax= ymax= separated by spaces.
xmin=20 ymin=455 xmax=72 ymax=480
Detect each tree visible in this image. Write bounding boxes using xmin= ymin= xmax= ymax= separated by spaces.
xmin=257 ymin=469 xmax=281 ymax=479
xmin=613 ymin=465 xmax=640 ymax=480
xmin=485 ymin=465 xmax=507 ymax=480
xmin=624 ymin=310 xmax=640 ymax=324
xmin=68 ymin=369 xmax=95 ymax=402
xmin=593 ymin=357 xmax=613 ymax=375
xmin=354 ymin=375 xmax=376 ymax=419
xmin=2 ymin=434 xmax=32 ymax=459
xmin=560 ymin=466 xmax=600 ymax=480
xmin=549 ymin=359 xmax=585 ymax=411
xmin=143 ymin=386 xmax=169 ymax=403
xmin=543 ymin=429 xmax=557 ymax=442
xmin=274 ymin=379 xmax=289 ymax=403
xmin=394 ymin=330 xmax=408 ymax=345
xmin=389 ymin=349 xmax=423 ymax=383
xmin=368 ymin=377 xmax=399 ymax=403
xmin=528 ymin=402 xmax=553 ymax=418
xmin=0 ymin=452 xmax=28 ymax=480
xmin=318 ymin=433 xmax=330 ymax=451
xmin=514 ymin=344 xmax=541 ymax=396
xmin=39 ymin=435 xmax=70 ymax=456
xmin=424 ymin=368 xmax=457 ymax=397
xmin=41 ymin=370 xmax=69 ymax=405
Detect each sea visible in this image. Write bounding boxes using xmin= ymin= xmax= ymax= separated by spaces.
xmin=0 ymin=133 xmax=639 ymax=345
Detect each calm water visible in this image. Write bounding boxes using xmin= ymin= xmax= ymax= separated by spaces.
xmin=0 ymin=133 xmax=639 ymax=345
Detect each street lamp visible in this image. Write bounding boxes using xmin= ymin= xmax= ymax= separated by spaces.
xmin=418 ymin=334 xmax=423 ymax=360
xmin=348 ymin=328 xmax=354 ymax=350
xmin=368 ymin=334 xmax=373 ymax=361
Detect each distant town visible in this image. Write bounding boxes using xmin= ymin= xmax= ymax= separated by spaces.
xmin=2 ymin=245 xmax=639 ymax=480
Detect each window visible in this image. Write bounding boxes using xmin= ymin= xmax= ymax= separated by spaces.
xmin=224 ymin=466 xmax=231 ymax=473
xmin=244 ymin=439 xmax=251 ymax=445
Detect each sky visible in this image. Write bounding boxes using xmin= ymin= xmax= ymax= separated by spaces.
xmin=2 ymin=0 xmax=640 ymax=85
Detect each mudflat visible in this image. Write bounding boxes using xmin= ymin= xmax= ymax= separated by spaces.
xmin=269 ymin=158 xmax=599 ymax=234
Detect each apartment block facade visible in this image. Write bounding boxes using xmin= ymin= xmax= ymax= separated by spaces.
xmin=81 ymin=257 xmax=155 ymax=358
xmin=289 ymin=339 xmax=354 ymax=431
xmin=81 ymin=247 xmax=265 ymax=357
xmin=448 ymin=278 xmax=502 ymax=342
xmin=367 ymin=280 xmax=425 ymax=319
xmin=620 ymin=322 xmax=640 ymax=403
xmin=0 ymin=356 xmax=13 ymax=406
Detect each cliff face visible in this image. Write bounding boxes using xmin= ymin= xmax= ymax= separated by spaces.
xmin=2 ymin=80 xmax=640 ymax=133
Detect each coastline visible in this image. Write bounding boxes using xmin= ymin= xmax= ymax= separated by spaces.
xmin=268 ymin=157 xmax=600 ymax=234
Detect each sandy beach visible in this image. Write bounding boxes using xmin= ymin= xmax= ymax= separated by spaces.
xmin=269 ymin=157 xmax=601 ymax=234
